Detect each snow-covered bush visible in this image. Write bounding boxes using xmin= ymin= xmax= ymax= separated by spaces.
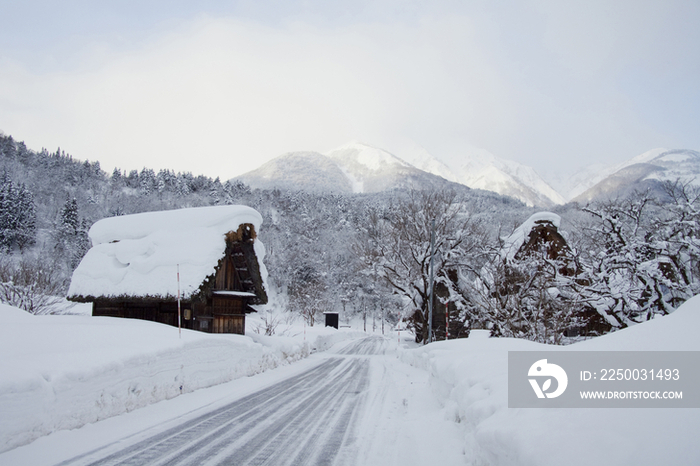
xmin=0 ymin=256 xmax=66 ymax=314
xmin=577 ymin=184 xmax=700 ymax=327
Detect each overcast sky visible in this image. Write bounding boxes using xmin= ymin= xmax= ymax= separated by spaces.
xmin=1 ymin=0 xmax=698 ymax=183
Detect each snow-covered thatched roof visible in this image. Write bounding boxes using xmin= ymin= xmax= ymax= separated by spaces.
xmin=67 ymin=205 xmax=266 ymax=301
xmin=500 ymin=212 xmax=561 ymax=262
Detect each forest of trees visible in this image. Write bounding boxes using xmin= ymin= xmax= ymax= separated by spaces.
xmin=1 ymin=132 xmax=698 ymax=345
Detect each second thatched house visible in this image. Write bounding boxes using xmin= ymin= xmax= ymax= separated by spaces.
xmin=67 ymin=205 xmax=268 ymax=334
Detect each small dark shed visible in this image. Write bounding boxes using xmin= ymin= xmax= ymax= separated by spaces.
xmin=324 ymin=312 xmax=339 ymax=329
xmin=67 ymin=205 xmax=268 ymax=335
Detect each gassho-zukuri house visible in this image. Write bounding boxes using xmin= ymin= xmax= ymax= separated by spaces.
xmin=67 ymin=205 xmax=268 ymax=335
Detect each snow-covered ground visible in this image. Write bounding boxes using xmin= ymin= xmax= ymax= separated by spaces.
xmin=400 ymin=296 xmax=700 ymax=465
xmin=0 ymin=304 xmax=363 ymax=455
xmin=2 ymin=296 xmax=699 ymax=465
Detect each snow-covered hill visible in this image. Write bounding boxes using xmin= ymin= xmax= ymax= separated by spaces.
xmin=235 ymin=143 xmax=462 ymax=194
xmin=404 ymin=146 xmax=565 ymax=207
xmin=236 ymin=141 xmax=563 ymax=206
xmin=572 ymin=149 xmax=700 ymax=203
xmin=236 ymin=151 xmax=353 ymax=193
xmin=564 ymin=148 xmax=667 ymax=201
xmin=325 ymin=142 xmax=457 ymax=193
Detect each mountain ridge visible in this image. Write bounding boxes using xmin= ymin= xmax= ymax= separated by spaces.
xmin=235 ymin=142 xmax=470 ymax=196
xmin=234 ymin=142 xmax=700 ymax=207
xmin=235 ymin=142 xmax=562 ymax=206
xmin=572 ymin=149 xmax=700 ymax=203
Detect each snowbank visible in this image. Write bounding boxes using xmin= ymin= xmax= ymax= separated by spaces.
xmin=0 ymin=304 xmax=351 ymax=454
xmin=400 ymin=297 xmax=700 ymax=465
xmin=245 ymin=314 xmax=369 ymax=354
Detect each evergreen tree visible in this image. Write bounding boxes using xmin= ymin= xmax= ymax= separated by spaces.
xmin=111 ymin=168 xmax=123 ymax=184
xmin=13 ymin=184 xmax=37 ymax=250
xmin=0 ymin=173 xmax=37 ymax=250
xmin=126 ymin=170 xmax=139 ymax=188
xmin=55 ymin=198 xmax=90 ymax=269
xmin=60 ymin=198 xmax=79 ymax=235
xmin=0 ymin=173 xmax=13 ymax=248
xmin=175 ymin=174 xmax=191 ymax=196
xmin=139 ymin=168 xmax=156 ymax=196
xmin=209 ymin=177 xmax=222 ymax=205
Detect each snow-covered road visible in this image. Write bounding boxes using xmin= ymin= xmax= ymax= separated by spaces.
xmin=42 ymin=337 xmax=464 ymax=466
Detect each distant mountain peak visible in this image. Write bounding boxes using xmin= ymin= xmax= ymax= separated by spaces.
xmin=565 ymin=148 xmax=666 ymax=200
xmin=571 ymin=148 xmax=700 ymax=203
xmin=326 ymin=142 xmax=412 ymax=172
xmin=403 ymin=145 xmax=565 ymax=207
xmin=235 ymin=151 xmax=353 ymax=193
xmin=235 ymin=143 xmax=461 ymax=194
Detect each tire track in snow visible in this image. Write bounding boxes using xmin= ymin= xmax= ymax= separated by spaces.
xmin=57 ymin=338 xmax=383 ymax=466
xmin=90 ymin=360 xmax=338 ymax=465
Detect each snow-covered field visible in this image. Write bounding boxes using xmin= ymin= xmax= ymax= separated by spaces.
xmin=0 ymin=304 xmax=363 ymax=454
xmin=401 ymin=296 xmax=700 ymax=465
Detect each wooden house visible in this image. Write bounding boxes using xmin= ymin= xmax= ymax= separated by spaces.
xmin=67 ymin=205 xmax=268 ymax=334
xmin=501 ymin=211 xmax=611 ymax=336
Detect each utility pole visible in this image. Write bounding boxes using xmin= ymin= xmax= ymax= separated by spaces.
xmin=397 ymin=311 xmax=401 ymax=345
xmin=445 ymin=301 xmax=449 ymax=340
xmin=427 ymin=219 xmax=435 ymax=344
xmin=381 ymin=304 xmax=384 ymax=335
xmin=363 ymin=299 xmax=366 ymax=332
xmin=177 ymin=264 xmax=181 ymax=339
xmin=373 ymin=263 xmax=377 ymax=333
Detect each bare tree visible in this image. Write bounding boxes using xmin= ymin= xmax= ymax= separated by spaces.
xmin=355 ymin=190 xmax=488 ymax=343
xmin=286 ymin=264 xmax=330 ymax=326
xmin=252 ymin=311 xmax=282 ymax=336
xmin=469 ymin=247 xmax=587 ymax=344
xmin=0 ymin=255 xmax=67 ymax=314
xmin=576 ymin=189 xmax=691 ymax=327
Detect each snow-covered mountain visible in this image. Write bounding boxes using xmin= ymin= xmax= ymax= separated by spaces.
xmin=236 ymin=141 xmax=700 ymax=207
xmin=236 ymin=143 xmax=462 ymax=194
xmin=236 ymin=142 xmax=571 ymax=206
xmin=571 ymin=149 xmax=700 ymax=203
xmin=404 ymin=146 xmax=566 ymax=207
xmin=236 ymin=151 xmax=353 ymax=193
xmin=566 ymin=148 xmax=668 ymax=201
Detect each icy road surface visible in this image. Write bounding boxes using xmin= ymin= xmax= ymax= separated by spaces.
xmin=49 ymin=336 xmax=465 ymax=466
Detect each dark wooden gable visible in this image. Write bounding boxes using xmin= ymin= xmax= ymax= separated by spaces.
xmin=215 ymin=242 xmax=255 ymax=295
xmin=200 ymin=223 xmax=268 ymax=334
xmin=209 ymin=224 xmax=267 ymax=305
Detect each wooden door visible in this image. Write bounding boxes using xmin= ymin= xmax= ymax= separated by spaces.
xmin=213 ymin=315 xmax=244 ymax=334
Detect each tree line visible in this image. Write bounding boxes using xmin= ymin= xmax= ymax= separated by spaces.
xmin=353 ymin=183 xmax=700 ymax=344
xmin=1 ymin=132 xmax=698 ymax=345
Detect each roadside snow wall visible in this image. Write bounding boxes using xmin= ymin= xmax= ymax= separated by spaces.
xmin=0 ymin=305 xmax=309 ymax=453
